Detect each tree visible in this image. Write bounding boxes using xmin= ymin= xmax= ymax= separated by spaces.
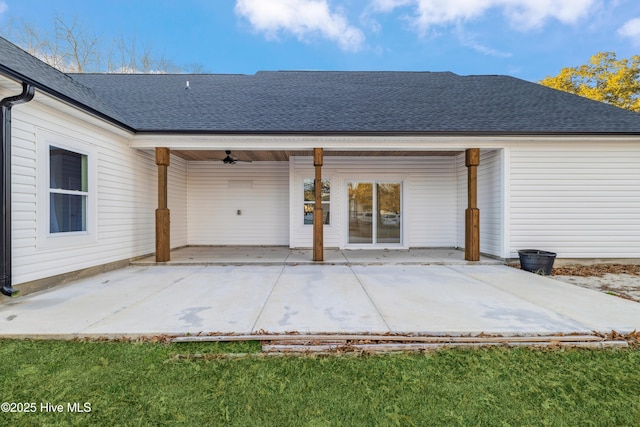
xmin=1 ymin=16 xmax=201 ymax=74
xmin=539 ymin=52 xmax=640 ymax=113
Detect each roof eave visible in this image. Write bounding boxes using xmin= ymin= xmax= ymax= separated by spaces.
xmin=0 ymin=65 xmax=136 ymax=133
xmin=132 ymin=129 xmax=640 ymax=137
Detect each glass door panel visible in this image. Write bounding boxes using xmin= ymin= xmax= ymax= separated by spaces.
xmin=348 ymin=181 xmax=402 ymax=245
xmin=348 ymin=182 xmax=373 ymax=244
xmin=377 ymin=183 xmax=401 ymax=244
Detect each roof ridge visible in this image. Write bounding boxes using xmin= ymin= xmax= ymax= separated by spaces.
xmin=2 ymin=37 xmax=639 ymax=134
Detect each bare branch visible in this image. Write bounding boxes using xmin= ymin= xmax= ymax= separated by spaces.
xmin=0 ymin=15 xmax=206 ymax=74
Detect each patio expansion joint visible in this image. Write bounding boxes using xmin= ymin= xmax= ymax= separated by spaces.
xmin=337 ymin=250 xmax=350 ymax=263
xmin=347 ymin=264 xmax=393 ymax=333
xmin=249 ymin=262 xmax=289 ymax=333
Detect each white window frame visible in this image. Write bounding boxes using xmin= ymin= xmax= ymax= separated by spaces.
xmin=303 ymin=178 xmax=331 ymax=226
xmin=344 ymin=179 xmax=405 ymax=249
xmin=37 ymin=129 xmax=97 ymax=249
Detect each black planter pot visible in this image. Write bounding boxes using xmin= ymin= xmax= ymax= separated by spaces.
xmin=518 ymin=249 xmax=557 ymax=275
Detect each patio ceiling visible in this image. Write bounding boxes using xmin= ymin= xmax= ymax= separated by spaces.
xmin=171 ymin=150 xmax=463 ymax=161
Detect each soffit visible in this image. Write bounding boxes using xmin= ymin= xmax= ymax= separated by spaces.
xmin=171 ymin=150 xmax=462 ymax=161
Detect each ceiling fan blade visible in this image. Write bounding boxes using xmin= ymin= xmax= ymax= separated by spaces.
xmin=215 ymin=150 xmax=253 ymax=164
xmin=228 ymin=151 xmax=252 ymax=163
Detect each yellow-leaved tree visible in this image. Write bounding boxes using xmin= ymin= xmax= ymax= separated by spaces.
xmin=539 ymin=52 xmax=640 ymax=112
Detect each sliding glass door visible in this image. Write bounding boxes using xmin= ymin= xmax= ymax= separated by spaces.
xmin=377 ymin=182 xmax=402 ymax=244
xmin=348 ymin=181 xmax=401 ymax=245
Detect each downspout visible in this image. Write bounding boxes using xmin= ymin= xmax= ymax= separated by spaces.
xmin=1 ymin=83 xmax=35 ymax=297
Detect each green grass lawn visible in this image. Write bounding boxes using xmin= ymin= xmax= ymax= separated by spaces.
xmin=1 ymin=340 xmax=639 ymax=426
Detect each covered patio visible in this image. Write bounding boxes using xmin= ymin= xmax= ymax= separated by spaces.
xmin=145 ymin=145 xmax=494 ymax=264
xmin=132 ymin=246 xmax=501 ymax=266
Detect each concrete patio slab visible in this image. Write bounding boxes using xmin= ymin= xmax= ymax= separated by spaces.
xmin=284 ymin=249 xmax=349 ymax=265
xmin=253 ymin=265 xmax=388 ymax=334
xmin=135 ymin=246 xmax=293 ymax=265
xmin=1 ymin=263 xmax=639 ymax=338
xmin=352 ymin=265 xmax=587 ymax=335
xmin=342 ymin=248 xmax=498 ymax=264
xmin=83 ymin=266 xmax=283 ymax=335
xmin=453 ymin=264 xmax=640 ymax=333
xmin=132 ymin=246 xmax=501 ymax=266
xmin=0 ymin=266 xmax=190 ymax=335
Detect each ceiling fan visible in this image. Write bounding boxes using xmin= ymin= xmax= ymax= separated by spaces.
xmin=216 ymin=150 xmax=252 ymax=165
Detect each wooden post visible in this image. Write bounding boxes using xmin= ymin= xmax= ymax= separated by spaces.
xmin=465 ymin=148 xmax=480 ymax=261
xmin=156 ymin=147 xmax=171 ymax=262
xmin=313 ymin=148 xmax=324 ymax=262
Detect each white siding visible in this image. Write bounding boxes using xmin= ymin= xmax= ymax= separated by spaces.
xmin=187 ymin=161 xmax=289 ymax=245
xmin=509 ymin=146 xmax=640 ymax=258
xmin=291 ymin=156 xmax=458 ymax=248
xmin=456 ymin=153 xmax=466 ymax=248
xmin=456 ymin=150 xmax=503 ymax=257
xmin=11 ymin=97 xmax=157 ymax=286
xmin=169 ymin=154 xmax=188 ymax=248
xmin=410 ymin=157 xmax=458 ymax=247
xmin=478 ymin=150 xmax=502 ymax=256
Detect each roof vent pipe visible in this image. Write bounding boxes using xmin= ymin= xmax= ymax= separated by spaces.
xmin=1 ymin=83 xmax=35 ymax=297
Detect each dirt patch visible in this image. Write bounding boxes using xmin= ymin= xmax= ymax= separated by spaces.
xmin=510 ymin=263 xmax=640 ymax=303
xmin=548 ymin=264 xmax=640 ymax=303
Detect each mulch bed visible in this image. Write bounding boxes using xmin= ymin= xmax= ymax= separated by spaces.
xmin=552 ymin=264 xmax=640 ymax=277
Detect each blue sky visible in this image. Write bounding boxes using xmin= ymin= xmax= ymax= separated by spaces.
xmin=1 ymin=0 xmax=639 ymax=82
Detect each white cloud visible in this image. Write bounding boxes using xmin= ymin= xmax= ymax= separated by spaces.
xmin=0 ymin=1 xmax=7 ymax=14
xmin=370 ymin=0 xmax=598 ymax=33
xmin=455 ymin=26 xmax=512 ymax=58
xmin=235 ymin=0 xmax=365 ymax=51
xmin=371 ymin=0 xmax=413 ymax=12
xmin=502 ymin=0 xmax=598 ymax=30
xmin=618 ymin=17 xmax=640 ymax=44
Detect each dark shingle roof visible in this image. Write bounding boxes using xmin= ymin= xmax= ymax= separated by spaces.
xmin=3 ymin=36 xmax=640 ymax=134
xmin=70 ymin=71 xmax=640 ymax=134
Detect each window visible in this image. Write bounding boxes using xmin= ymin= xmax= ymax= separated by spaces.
xmin=303 ymin=178 xmax=330 ymax=225
xmin=49 ymin=146 xmax=88 ymax=233
xmin=37 ymin=130 xmax=96 ymax=249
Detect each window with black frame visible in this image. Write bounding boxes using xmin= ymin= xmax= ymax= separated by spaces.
xmin=49 ymin=146 xmax=88 ymax=233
